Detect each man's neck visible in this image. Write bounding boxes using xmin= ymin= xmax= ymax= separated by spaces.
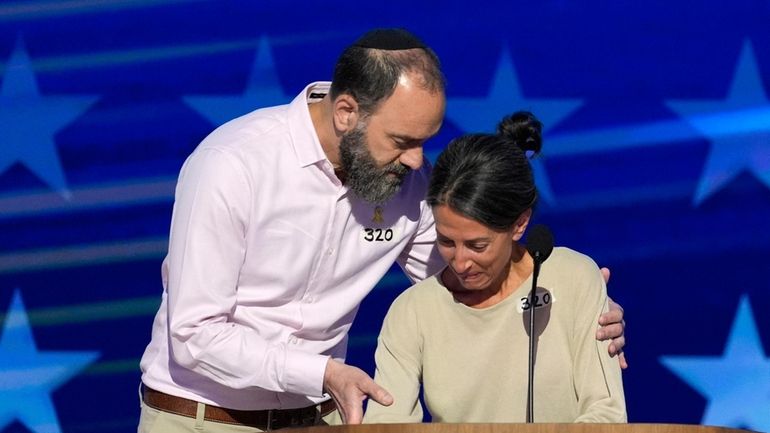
xmin=308 ymin=96 xmax=342 ymax=171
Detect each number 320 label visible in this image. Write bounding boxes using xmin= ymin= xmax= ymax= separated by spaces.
xmin=363 ymin=228 xmax=395 ymax=242
xmin=517 ymin=288 xmax=555 ymax=313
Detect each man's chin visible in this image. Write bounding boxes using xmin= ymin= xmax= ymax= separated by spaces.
xmin=348 ymin=171 xmax=408 ymax=204
xmin=356 ymin=186 xmax=401 ymax=204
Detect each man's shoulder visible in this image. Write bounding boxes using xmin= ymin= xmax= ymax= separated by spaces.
xmin=194 ymin=83 xmax=322 ymax=162
xmin=188 ymin=104 xmax=305 ymax=174
xmin=201 ymin=104 xmax=291 ymax=148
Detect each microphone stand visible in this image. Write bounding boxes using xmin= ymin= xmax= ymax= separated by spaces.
xmin=526 ymin=253 xmax=543 ymax=423
xmin=524 ymin=223 xmax=553 ymax=424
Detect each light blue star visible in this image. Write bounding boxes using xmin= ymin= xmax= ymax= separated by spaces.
xmin=666 ymin=40 xmax=770 ymax=206
xmin=445 ymin=46 xmax=583 ymax=205
xmin=0 ymin=289 xmax=100 ymax=433
xmin=660 ymin=295 xmax=770 ymax=432
xmin=0 ymin=37 xmax=98 ymax=199
xmin=184 ymin=36 xmax=292 ymax=126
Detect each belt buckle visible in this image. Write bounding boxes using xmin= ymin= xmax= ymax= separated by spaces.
xmin=300 ymin=406 xmax=319 ymax=426
xmin=285 ymin=407 xmax=318 ymax=429
xmin=267 ymin=406 xmax=318 ymax=430
xmin=267 ymin=409 xmax=278 ymax=431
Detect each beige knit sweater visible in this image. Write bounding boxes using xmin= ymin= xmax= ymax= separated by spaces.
xmin=364 ymin=247 xmax=627 ymax=423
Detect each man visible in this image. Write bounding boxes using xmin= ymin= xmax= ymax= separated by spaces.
xmin=138 ymin=29 xmax=626 ymax=432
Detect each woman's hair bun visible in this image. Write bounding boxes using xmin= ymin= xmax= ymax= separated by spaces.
xmin=496 ymin=111 xmax=543 ymax=155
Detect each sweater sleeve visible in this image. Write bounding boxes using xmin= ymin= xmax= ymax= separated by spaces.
xmin=571 ymin=261 xmax=628 ymax=422
xmin=364 ymin=290 xmax=425 ymax=423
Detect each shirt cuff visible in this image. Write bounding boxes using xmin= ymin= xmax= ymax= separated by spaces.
xmin=283 ymin=350 xmax=330 ymax=398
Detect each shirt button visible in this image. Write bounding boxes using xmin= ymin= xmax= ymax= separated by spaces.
xmin=289 ymin=336 xmax=298 ymax=344
xmin=326 ymin=248 xmax=334 ymax=255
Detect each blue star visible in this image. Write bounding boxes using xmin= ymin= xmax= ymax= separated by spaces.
xmin=185 ymin=36 xmax=292 ymax=126
xmin=0 ymin=37 xmax=98 ymax=199
xmin=660 ymin=296 xmax=770 ymax=432
xmin=666 ymin=40 xmax=770 ymax=205
xmin=0 ymin=289 xmax=100 ymax=433
xmin=445 ymin=46 xmax=583 ymax=205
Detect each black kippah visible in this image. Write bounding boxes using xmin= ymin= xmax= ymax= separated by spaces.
xmin=352 ymin=28 xmax=427 ymax=50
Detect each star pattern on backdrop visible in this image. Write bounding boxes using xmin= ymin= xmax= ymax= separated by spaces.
xmin=0 ymin=289 xmax=100 ymax=433
xmin=0 ymin=37 xmax=98 ymax=199
xmin=666 ymin=40 xmax=770 ymax=206
xmin=445 ymin=46 xmax=583 ymax=205
xmin=660 ymin=295 xmax=770 ymax=432
xmin=184 ymin=36 xmax=293 ymax=126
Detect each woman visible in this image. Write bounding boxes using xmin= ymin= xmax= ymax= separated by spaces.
xmin=363 ymin=112 xmax=626 ymax=423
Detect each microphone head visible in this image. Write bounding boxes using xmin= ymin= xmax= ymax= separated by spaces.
xmin=526 ymin=224 xmax=554 ymax=264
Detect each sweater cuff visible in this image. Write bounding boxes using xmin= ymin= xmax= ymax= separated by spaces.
xmin=284 ymin=350 xmax=330 ymax=398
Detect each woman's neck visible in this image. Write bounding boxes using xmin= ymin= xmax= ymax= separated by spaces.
xmin=443 ymin=243 xmax=534 ymax=309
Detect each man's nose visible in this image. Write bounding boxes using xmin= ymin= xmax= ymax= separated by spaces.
xmin=399 ymin=146 xmax=424 ymax=171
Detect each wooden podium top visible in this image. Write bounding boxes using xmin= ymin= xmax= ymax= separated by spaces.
xmin=287 ymin=424 xmax=758 ymax=433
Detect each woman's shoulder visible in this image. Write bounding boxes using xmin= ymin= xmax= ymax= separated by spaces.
xmin=541 ymin=247 xmax=607 ymax=311
xmin=389 ymin=273 xmax=447 ymax=311
xmin=382 ymin=273 xmax=450 ymax=331
xmin=547 ymin=246 xmax=601 ymax=273
xmin=543 ymin=246 xmax=604 ymax=290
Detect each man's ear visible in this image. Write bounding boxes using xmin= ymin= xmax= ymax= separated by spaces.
xmin=332 ymin=94 xmax=360 ymax=133
xmin=512 ymin=208 xmax=533 ymax=241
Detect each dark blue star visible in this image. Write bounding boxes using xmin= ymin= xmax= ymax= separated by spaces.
xmin=445 ymin=46 xmax=583 ymax=205
xmin=0 ymin=289 xmax=100 ymax=433
xmin=660 ymin=296 xmax=770 ymax=431
xmin=666 ymin=40 xmax=770 ymax=205
xmin=0 ymin=37 xmax=98 ymax=198
xmin=185 ymin=36 xmax=292 ymax=126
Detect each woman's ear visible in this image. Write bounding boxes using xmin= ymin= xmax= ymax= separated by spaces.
xmin=332 ymin=94 xmax=359 ymax=133
xmin=512 ymin=208 xmax=533 ymax=241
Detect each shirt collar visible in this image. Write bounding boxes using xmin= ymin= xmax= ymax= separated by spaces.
xmin=287 ymin=82 xmax=331 ymax=168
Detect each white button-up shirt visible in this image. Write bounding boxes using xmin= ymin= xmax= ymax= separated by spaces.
xmin=140 ymin=82 xmax=443 ymax=410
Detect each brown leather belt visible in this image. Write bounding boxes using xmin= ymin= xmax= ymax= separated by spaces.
xmin=142 ymin=384 xmax=336 ymax=430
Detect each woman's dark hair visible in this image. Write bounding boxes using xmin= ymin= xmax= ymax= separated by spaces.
xmin=427 ymin=111 xmax=543 ymax=231
xmin=329 ymin=30 xmax=445 ymax=116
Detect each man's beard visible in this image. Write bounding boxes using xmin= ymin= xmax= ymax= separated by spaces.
xmin=339 ymin=124 xmax=410 ymax=204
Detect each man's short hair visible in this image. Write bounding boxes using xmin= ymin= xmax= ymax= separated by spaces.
xmin=330 ymin=28 xmax=445 ymax=116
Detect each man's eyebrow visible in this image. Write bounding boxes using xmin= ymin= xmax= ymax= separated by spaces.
xmin=391 ymin=134 xmax=422 ymax=141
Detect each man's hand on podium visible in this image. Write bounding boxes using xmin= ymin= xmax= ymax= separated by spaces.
xmin=324 ymin=358 xmax=393 ymax=424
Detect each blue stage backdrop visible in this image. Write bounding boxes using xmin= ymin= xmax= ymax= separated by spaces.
xmin=1 ymin=1 xmax=769 ymax=433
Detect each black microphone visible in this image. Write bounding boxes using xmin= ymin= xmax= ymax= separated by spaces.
xmin=524 ymin=224 xmax=554 ymax=423
xmin=526 ymin=224 xmax=554 ymax=265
